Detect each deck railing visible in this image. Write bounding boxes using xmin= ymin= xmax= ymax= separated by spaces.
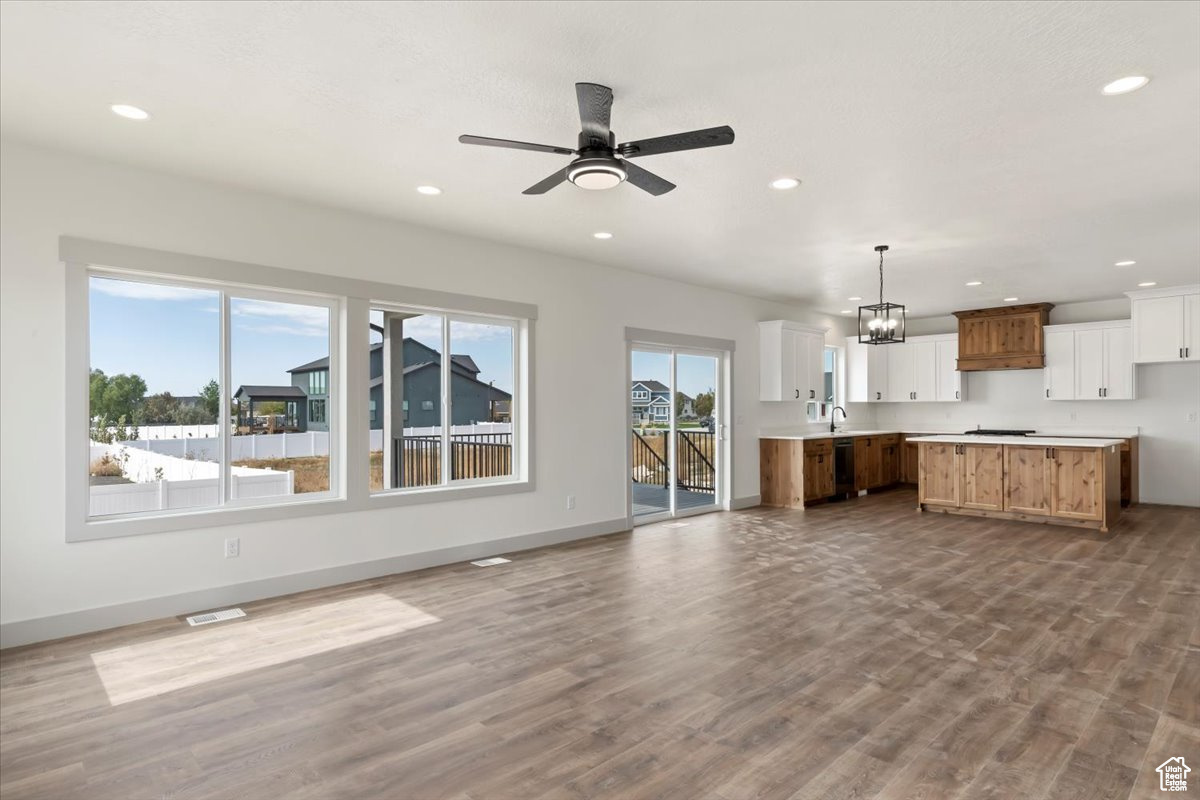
xmin=630 ymin=429 xmax=715 ymax=494
xmin=391 ymin=433 xmax=512 ymax=488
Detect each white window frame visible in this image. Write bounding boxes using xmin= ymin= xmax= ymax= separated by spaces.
xmin=808 ymin=344 xmax=842 ymax=423
xmin=63 ymin=237 xmax=537 ymax=542
xmin=369 ymin=306 xmax=522 ymax=496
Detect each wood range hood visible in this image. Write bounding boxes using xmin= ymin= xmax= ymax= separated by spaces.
xmin=954 ymin=302 xmax=1054 ymax=371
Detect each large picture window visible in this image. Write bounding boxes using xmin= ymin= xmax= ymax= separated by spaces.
xmin=65 ymin=237 xmax=535 ymax=540
xmin=86 ymin=273 xmax=337 ymax=519
xmin=369 ymin=307 xmax=517 ymax=493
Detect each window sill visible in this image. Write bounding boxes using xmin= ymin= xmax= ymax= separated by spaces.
xmin=70 ymin=478 xmax=536 ymax=542
xmin=368 ymin=478 xmax=533 ymax=508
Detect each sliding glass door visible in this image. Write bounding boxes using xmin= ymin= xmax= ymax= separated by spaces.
xmin=629 ymin=344 xmax=723 ymax=523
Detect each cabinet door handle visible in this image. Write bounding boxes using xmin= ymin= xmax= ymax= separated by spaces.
xmin=818 ymin=455 xmax=823 ymax=463
xmin=1099 ymin=387 xmax=1103 ymax=398
xmin=955 ymin=390 xmax=959 ymax=400
xmin=1045 ymin=447 xmax=1050 ymax=458
xmin=810 ymin=389 xmax=816 ymax=399
xmin=795 ymin=389 xmax=800 ymax=399
xmin=876 ymin=391 xmax=881 ymax=400
xmin=1046 ymin=388 xmax=1050 ymax=398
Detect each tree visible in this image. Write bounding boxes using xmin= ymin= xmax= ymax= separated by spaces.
xmin=89 ymin=370 xmax=146 ymax=422
xmin=694 ymin=389 xmax=715 ymax=419
xmin=198 ymin=379 xmax=220 ymax=420
xmin=139 ymin=392 xmax=181 ymax=424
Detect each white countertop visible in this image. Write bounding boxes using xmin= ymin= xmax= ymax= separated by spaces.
xmin=759 ymin=426 xmax=1138 ymax=442
xmin=906 ymin=434 xmax=1125 ymax=448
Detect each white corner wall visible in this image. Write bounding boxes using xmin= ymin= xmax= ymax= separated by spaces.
xmin=879 ymin=307 xmax=1200 ymax=507
xmin=0 ymin=139 xmax=850 ymax=643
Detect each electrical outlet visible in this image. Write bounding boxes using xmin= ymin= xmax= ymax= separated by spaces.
xmin=736 ymin=415 xmax=745 ymax=425
xmin=566 ymin=495 xmax=576 ymax=510
xmin=224 ymin=538 xmax=240 ymax=558
xmin=1069 ymin=412 xmax=1077 ymax=421
xmin=1188 ymin=411 xmax=1198 ymax=423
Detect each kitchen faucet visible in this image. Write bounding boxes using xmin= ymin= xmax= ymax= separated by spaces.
xmin=830 ymin=406 xmax=847 ymax=433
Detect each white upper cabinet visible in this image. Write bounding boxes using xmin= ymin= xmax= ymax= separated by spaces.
xmin=1127 ymin=284 xmax=1200 ymax=363
xmin=934 ymin=338 xmax=963 ymax=402
xmin=1042 ymin=320 xmax=1135 ymax=401
xmin=760 ymin=321 xmax=827 ymax=402
xmin=846 ymin=338 xmax=889 ymax=402
xmin=847 ymin=334 xmax=960 ymax=403
xmin=1043 ymin=327 xmax=1075 ymax=400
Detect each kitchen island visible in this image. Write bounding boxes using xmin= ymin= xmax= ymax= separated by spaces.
xmin=908 ymin=434 xmax=1124 ymax=532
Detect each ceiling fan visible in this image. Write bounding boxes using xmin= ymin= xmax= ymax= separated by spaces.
xmin=459 ymin=82 xmax=734 ymax=196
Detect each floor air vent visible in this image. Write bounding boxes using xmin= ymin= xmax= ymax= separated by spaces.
xmin=185 ymin=608 xmax=246 ymax=626
xmin=471 ymin=557 xmax=512 ymax=567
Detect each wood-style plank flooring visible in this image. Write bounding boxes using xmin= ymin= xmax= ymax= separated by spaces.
xmin=1 ymin=490 xmax=1197 ymax=800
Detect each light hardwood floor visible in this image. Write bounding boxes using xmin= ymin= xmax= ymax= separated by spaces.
xmin=1 ymin=490 xmax=1197 ymax=800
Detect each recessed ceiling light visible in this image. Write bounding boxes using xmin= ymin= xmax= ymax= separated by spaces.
xmin=1003 ymin=297 xmax=1019 ymax=302
xmin=416 ymin=185 xmax=442 ymax=195
xmin=770 ymin=177 xmax=801 ymax=190
xmin=1114 ymin=260 xmax=1136 ymax=267
xmin=592 ymin=231 xmax=613 ymax=240
xmin=848 ymin=296 xmax=862 ymax=301
xmin=840 ymin=309 xmax=853 ymax=314
xmin=1137 ymin=281 xmax=1157 ymax=287
xmin=965 ymin=281 xmax=983 ymax=287
xmin=110 ymin=104 xmax=150 ymax=120
xmin=1102 ymin=76 xmax=1150 ymax=96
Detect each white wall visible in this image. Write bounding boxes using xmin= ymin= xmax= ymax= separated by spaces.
xmin=0 ymin=139 xmax=851 ymax=635
xmin=871 ymin=303 xmax=1200 ymax=507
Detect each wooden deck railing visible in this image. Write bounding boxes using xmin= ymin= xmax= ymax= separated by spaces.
xmin=390 ymin=433 xmax=512 ymax=488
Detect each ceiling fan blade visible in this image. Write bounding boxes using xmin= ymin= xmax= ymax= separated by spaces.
xmin=575 ymin=82 xmax=613 ymax=146
xmin=622 ymin=160 xmax=676 ymax=196
xmin=522 ymin=168 xmax=570 ymax=195
xmin=618 ymin=125 xmax=735 ymax=158
xmin=459 ymin=135 xmax=575 ymax=156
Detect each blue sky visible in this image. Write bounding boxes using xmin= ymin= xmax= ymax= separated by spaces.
xmin=90 ymin=277 xmax=330 ymax=395
xmin=631 ymin=350 xmax=718 ymax=399
xmin=89 ymin=277 xmax=514 ymax=397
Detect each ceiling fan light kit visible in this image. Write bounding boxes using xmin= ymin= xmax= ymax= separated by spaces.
xmin=459 ymin=82 xmax=734 ymax=196
xmin=858 ymin=244 xmax=906 ymax=345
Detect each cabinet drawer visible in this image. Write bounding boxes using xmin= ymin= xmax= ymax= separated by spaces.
xmin=878 ymin=434 xmax=900 ymax=446
xmin=803 ymin=439 xmax=833 ymax=456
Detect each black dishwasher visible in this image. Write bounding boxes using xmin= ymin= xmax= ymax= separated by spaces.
xmin=833 ymin=438 xmax=856 ymax=498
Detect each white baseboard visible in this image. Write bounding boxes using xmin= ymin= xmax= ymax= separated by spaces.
xmin=0 ymin=516 xmax=630 ymax=649
xmin=730 ymin=494 xmax=762 ymax=510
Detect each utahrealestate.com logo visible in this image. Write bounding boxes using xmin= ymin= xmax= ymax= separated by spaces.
xmin=1157 ymin=757 xmax=1191 ymax=792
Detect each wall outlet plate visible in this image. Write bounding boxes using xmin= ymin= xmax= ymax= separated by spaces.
xmin=224 ymin=538 xmax=240 ymax=558
xmin=566 ymin=495 xmax=576 ymax=510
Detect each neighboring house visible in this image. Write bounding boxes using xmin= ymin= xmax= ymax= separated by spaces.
xmin=233 ymin=338 xmax=512 ymax=434
xmin=631 ymin=380 xmax=672 ymax=423
xmin=679 ymin=393 xmax=696 ymax=419
xmin=372 ymin=338 xmax=512 ymax=429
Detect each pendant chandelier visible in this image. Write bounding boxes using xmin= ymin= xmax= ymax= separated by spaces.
xmin=858 ymin=244 xmax=905 ymax=345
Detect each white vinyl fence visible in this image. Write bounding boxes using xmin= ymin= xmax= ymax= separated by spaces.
xmin=107 ymin=424 xmax=512 ymax=461
xmin=89 ymin=442 xmax=293 ymax=516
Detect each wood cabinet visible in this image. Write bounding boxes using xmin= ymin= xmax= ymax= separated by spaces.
xmin=759 ymin=439 xmax=803 ymax=508
xmin=1042 ymin=321 xmax=1135 ymax=401
xmin=917 ymin=440 xmax=1122 ymax=531
xmin=954 ymin=303 xmax=1054 ymax=371
xmin=846 ymin=334 xmax=961 ymax=403
xmin=900 ymin=435 xmax=919 ymax=484
xmin=1004 ymin=445 xmax=1052 ymax=515
xmin=802 ymin=439 xmax=835 ymax=502
xmin=1050 ymin=447 xmax=1104 ymax=521
xmin=960 ymin=444 xmax=1004 ymax=511
xmin=1127 ymin=284 xmax=1200 ymax=364
xmin=917 ymin=442 xmax=959 ymax=507
xmin=760 ymin=321 xmax=827 ymax=401
xmin=880 ymin=435 xmax=901 ymax=486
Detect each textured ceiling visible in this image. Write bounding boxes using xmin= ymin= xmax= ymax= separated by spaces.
xmin=2 ymin=1 xmax=1198 ymax=316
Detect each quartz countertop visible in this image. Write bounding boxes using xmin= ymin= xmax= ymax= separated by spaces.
xmin=906 ymin=434 xmax=1125 ymax=448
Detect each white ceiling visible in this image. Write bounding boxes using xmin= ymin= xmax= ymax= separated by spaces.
xmin=3 ymin=1 xmax=1198 ymax=317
